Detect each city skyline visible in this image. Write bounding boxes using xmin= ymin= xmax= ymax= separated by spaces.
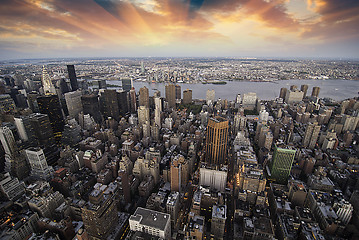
xmin=1 ymin=0 xmax=359 ymax=60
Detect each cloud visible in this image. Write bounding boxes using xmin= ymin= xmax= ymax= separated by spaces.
xmin=0 ymin=0 xmax=358 ymax=58
xmin=302 ymin=0 xmax=359 ymax=42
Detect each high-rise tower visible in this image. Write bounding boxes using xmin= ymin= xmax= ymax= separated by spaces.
xmin=25 ymin=147 xmax=53 ymax=180
xmin=301 ymin=85 xmax=309 ymax=98
xmin=41 ymin=66 xmax=56 ymax=95
xmin=302 ymin=122 xmax=321 ymax=149
xmin=37 ymin=95 xmax=65 ymax=139
xmin=175 ymin=84 xmax=181 ymax=100
xmin=129 ymin=87 xmax=137 ymax=113
xmin=183 ymin=89 xmax=192 ymax=104
xmin=311 ymin=87 xmax=320 ymax=98
xmin=81 ymin=94 xmax=101 ymax=123
xmin=205 ymin=116 xmax=229 ymax=167
xmin=82 ymin=184 xmax=118 ymax=239
xmin=100 ymin=90 xmax=120 ymax=120
xmin=206 ymin=89 xmax=215 ymax=105
xmin=165 ymin=84 xmax=176 ymax=108
xmin=270 ymin=145 xmax=296 ymax=184
xmin=139 ymin=86 xmax=149 ymax=108
xmin=67 ymin=65 xmax=78 ymax=91
xmin=29 ymin=113 xmax=55 ymax=146
xmin=0 ymin=127 xmax=29 ymax=179
xmin=65 ymin=90 xmax=82 ymax=119
xmin=154 ymin=97 xmax=162 ymax=128
xmin=122 ymin=78 xmax=132 ymax=92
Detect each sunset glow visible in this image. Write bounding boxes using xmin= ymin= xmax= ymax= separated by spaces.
xmin=1 ymin=0 xmax=358 ymax=59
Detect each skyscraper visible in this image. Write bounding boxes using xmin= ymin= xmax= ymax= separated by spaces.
xmin=183 ymin=89 xmax=192 ymax=104
xmin=279 ymin=88 xmax=287 ymax=99
xmin=171 ymin=157 xmax=182 ymax=192
xmin=165 ymin=84 xmax=176 ymax=108
xmin=139 ymin=86 xmax=149 ymax=108
xmin=138 ymin=106 xmax=150 ymax=126
xmin=170 ymin=154 xmax=188 ymax=192
xmin=41 ymin=66 xmax=56 ymax=95
xmin=0 ymin=94 xmax=16 ymax=114
xmin=270 ymin=145 xmax=296 ymax=184
xmin=211 ymin=205 xmax=227 ymax=239
xmin=67 ymin=65 xmax=78 ymax=91
xmin=0 ymin=126 xmax=16 ymax=157
xmin=64 ymin=90 xmax=82 ymax=119
xmin=311 ymin=87 xmax=320 ymax=98
xmin=57 ymin=78 xmax=70 ymax=95
xmin=118 ymin=169 xmax=131 ymax=204
xmin=81 ymin=94 xmax=101 ymax=123
xmin=129 ymin=87 xmax=137 ymax=113
xmin=175 ymin=84 xmax=181 ymax=100
xmin=122 ymin=78 xmax=133 ymax=92
xmin=302 ymin=122 xmax=321 ymax=149
xmin=117 ymin=90 xmax=129 ymax=115
xmin=205 ymin=116 xmax=229 ymax=166
xmin=29 ymin=113 xmax=55 ymax=146
xmin=14 ymin=116 xmax=37 ymax=143
xmin=25 ymin=147 xmax=53 ymax=180
xmin=100 ymin=90 xmax=120 ymax=120
xmin=154 ymin=97 xmax=162 ymax=128
xmin=301 ymin=84 xmax=309 ymax=98
xmin=37 ymin=95 xmax=65 ymax=139
xmin=82 ymin=184 xmax=118 ymax=239
xmin=206 ymin=89 xmax=215 ymax=104
xmin=0 ymin=127 xmax=29 ymax=179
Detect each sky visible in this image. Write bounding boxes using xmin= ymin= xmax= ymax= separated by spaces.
xmin=0 ymin=0 xmax=358 ymax=59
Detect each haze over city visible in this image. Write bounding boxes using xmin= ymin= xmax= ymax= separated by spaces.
xmin=1 ymin=0 xmax=359 ymax=59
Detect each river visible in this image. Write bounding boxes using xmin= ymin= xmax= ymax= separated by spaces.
xmin=103 ymin=79 xmax=358 ymax=101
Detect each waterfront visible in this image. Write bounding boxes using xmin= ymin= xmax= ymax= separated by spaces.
xmin=105 ymin=79 xmax=358 ymax=101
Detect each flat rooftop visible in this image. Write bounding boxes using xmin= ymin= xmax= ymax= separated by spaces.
xmin=130 ymin=207 xmax=170 ymax=231
xmin=212 ymin=205 xmax=226 ymax=219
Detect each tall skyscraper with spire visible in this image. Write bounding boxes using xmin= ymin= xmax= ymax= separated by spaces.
xmin=42 ymin=66 xmax=56 ymax=95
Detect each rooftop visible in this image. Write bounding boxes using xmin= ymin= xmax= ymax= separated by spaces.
xmin=212 ymin=205 xmax=226 ymax=219
xmin=130 ymin=207 xmax=170 ymax=231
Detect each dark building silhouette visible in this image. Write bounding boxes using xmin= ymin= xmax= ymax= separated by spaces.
xmin=122 ymin=78 xmax=132 ymax=92
xmin=100 ymin=90 xmax=120 ymax=120
xmin=27 ymin=92 xmax=40 ymax=112
xmin=118 ymin=170 xmax=131 ymax=204
xmin=37 ymin=95 xmax=65 ymax=139
xmin=205 ymin=116 xmax=229 ymax=167
xmin=29 ymin=113 xmax=55 ymax=146
xmin=58 ymin=78 xmax=70 ymax=95
xmin=117 ymin=91 xmax=129 ymax=115
xmin=67 ymin=65 xmax=78 ymax=91
xmin=81 ymin=94 xmax=102 ymax=123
